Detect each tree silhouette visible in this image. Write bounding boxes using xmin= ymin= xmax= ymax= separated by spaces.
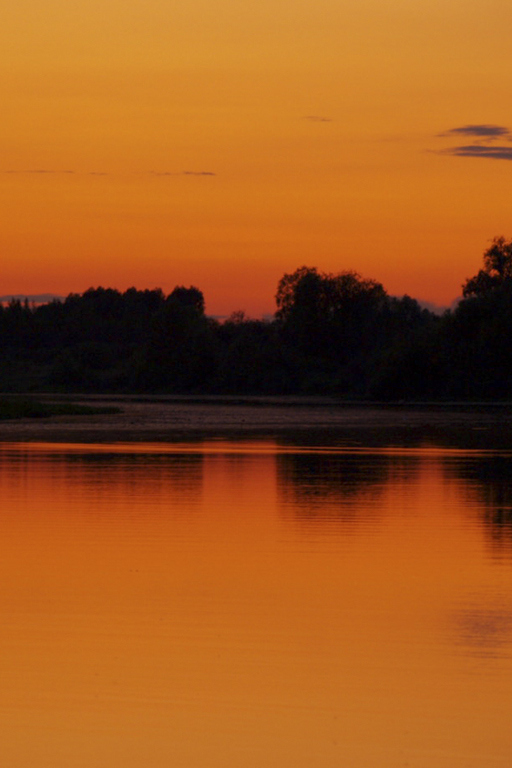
xmin=168 ymin=286 xmax=205 ymax=314
xmin=463 ymin=237 xmax=512 ymax=297
xmin=2 ymin=242 xmax=510 ymax=398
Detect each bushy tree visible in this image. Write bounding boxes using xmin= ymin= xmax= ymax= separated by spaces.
xmin=463 ymin=237 xmax=512 ymax=297
xmin=168 ymin=286 xmax=205 ymax=314
xmin=274 ymin=266 xmax=389 ymax=391
xmin=137 ymin=287 xmax=215 ymax=391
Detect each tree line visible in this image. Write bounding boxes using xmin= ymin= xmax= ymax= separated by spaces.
xmin=1 ymin=237 xmax=512 ymax=399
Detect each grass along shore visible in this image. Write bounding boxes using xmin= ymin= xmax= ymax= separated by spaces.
xmin=0 ymin=397 xmax=120 ymax=420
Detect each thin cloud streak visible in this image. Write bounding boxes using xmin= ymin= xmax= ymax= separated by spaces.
xmin=3 ymin=169 xmax=75 ymax=174
xmin=436 ymin=123 xmax=512 ymax=161
xmin=151 ymin=170 xmax=216 ymax=177
xmin=439 ymin=145 xmax=512 ymax=160
xmin=3 ymin=170 xmax=111 ymax=176
xmin=2 ymin=169 xmax=218 ymax=178
xmin=438 ymin=124 xmax=511 ymax=139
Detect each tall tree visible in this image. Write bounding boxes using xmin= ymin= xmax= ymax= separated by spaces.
xmin=463 ymin=237 xmax=512 ymax=297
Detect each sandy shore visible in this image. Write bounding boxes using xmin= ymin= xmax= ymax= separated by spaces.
xmin=1 ymin=395 xmax=512 ymax=447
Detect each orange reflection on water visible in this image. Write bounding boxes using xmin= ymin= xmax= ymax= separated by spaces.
xmin=0 ymin=441 xmax=511 ymax=767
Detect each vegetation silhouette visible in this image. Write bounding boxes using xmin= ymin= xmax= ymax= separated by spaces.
xmin=462 ymin=237 xmax=512 ymax=297
xmin=1 ymin=238 xmax=512 ymax=399
xmin=276 ymin=450 xmax=423 ymax=531
xmin=444 ymin=454 xmax=512 ymax=550
xmin=276 ymin=452 xmax=390 ymax=511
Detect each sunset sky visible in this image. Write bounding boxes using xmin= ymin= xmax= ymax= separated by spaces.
xmin=2 ymin=0 xmax=512 ymax=316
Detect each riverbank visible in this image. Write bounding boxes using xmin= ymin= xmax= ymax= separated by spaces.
xmin=1 ymin=395 xmax=512 ymax=448
xmin=0 ymin=396 xmax=120 ymax=421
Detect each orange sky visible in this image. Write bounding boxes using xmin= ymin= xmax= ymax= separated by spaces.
xmin=2 ymin=0 xmax=512 ymax=315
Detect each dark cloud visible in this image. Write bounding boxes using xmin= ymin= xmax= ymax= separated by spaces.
xmin=304 ymin=115 xmax=332 ymax=123
xmin=439 ymin=145 xmax=512 ymax=161
xmin=439 ymin=124 xmax=511 ymax=139
xmin=436 ymin=124 xmax=512 ymax=161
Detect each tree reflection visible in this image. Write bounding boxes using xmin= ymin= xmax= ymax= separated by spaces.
xmin=445 ymin=455 xmax=512 ymax=549
xmin=450 ymin=605 xmax=512 ymax=658
xmin=276 ymin=450 xmax=420 ymax=530
xmin=0 ymin=445 xmax=205 ymax=521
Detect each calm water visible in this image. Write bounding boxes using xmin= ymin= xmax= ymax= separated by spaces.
xmin=1 ymin=437 xmax=511 ymax=767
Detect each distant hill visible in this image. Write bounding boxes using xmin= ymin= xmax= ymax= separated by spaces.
xmin=0 ymin=294 xmax=64 ymax=305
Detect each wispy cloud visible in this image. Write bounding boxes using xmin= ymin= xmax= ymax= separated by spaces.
xmin=435 ymin=124 xmax=512 ymax=161
xmin=2 ymin=168 xmax=216 ymax=178
xmin=151 ymin=170 xmax=216 ymax=177
xmin=438 ymin=124 xmax=511 ymax=139
xmin=3 ymin=169 xmax=75 ymax=174
xmin=438 ymin=145 xmax=512 ymax=161
xmin=304 ymin=115 xmax=332 ymax=123
xmin=3 ymin=169 xmax=112 ymax=176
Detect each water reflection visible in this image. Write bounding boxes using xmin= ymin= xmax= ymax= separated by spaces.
xmin=451 ymin=605 xmax=512 ymax=658
xmin=277 ymin=452 xmax=389 ymax=535
xmin=444 ymin=454 xmax=512 ymax=550
xmin=0 ymin=443 xmax=205 ymax=517
xmin=0 ymin=439 xmax=512 ymax=768
xmin=276 ymin=450 xmax=421 ymax=520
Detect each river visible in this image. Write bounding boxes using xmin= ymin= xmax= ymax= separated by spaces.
xmin=0 ymin=422 xmax=511 ymax=766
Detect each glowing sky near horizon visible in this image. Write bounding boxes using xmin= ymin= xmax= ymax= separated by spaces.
xmin=2 ymin=0 xmax=512 ymax=315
